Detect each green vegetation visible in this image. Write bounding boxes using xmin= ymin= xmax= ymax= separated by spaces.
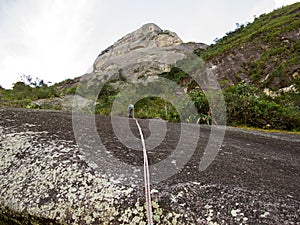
xmin=199 ymin=3 xmax=300 ymax=60
xmin=1 ymin=3 xmax=299 ymax=131
xmin=195 ymin=2 xmax=300 ymax=90
xmin=188 ymin=88 xmax=210 ymax=124
xmin=95 ymin=83 xmax=119 ymax=115
xmin=158 ymin=29 xmax=172 ymax=35
xmin=159 ymin=67 xmax=189 ymax=83
xmin=158 ymin=66 xmax=300 ymax=131
xmin=134 ymin=97 xmax=180 ymax=122
xmin=0 ymin=81 xmax=59 ymax=108
xmin=191 ymin=2 xmax=300 ymax=130
xmin=224 ymin=82 xmax=300 ymax=130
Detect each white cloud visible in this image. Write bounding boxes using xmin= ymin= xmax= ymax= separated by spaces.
xmin=249 ymin=0 xmax=275 ymax=21
xmin=275 ymin=0 xmax=299 ymax=7
xmin=0 ymin=0 xmax=109 ymax=88
xmin=247 ymin=0 xmax=298 ymax=29
xmin=0 ymin=0 xmax=298 ymax=89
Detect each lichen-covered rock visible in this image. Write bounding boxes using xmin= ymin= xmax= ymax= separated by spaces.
xmin=0 ymin=109 xmax=187 ymax=224
xmin=29 ymin=95 xmax=95 ymax=113
xmin=0 ymin=128 xmax=123 ymax=224
xmin=1 ymin=108 xmax=300 ymax=224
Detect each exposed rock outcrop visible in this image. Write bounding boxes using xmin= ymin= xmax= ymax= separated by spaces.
xmin=26 ymin=23 xmax=208 ymax=112
xmin=29 ymin=95 xmax=95 ymax=113
xmin=1 ymin=108 xmax=299 ymax=224
xmin=82 ymin=23 xmax=207 ymax=88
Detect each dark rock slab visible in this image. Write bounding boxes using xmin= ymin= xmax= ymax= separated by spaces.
xmin=0 ymin=108 xmax=299 ymax=224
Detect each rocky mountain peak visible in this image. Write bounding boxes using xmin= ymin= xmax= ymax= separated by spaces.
xmin=87 ymin=23 xmax=206 ymax=90
xmin=95 ymin=23 xmax=183 ymax=63
xmin=139 ymin=23 xmax=162 ymax=33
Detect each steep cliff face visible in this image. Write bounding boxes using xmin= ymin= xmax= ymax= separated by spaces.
xmin=81 ymin=23 xmax=206 ymax=88
xmin=94 ymin=23 xmax=183 ymax=64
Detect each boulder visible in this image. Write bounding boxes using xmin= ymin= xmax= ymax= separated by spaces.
xmin=29 ymin=95 xmax=95 ymax=113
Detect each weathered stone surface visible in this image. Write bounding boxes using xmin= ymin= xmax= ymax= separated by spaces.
xmin=0 ymin=108 xmax=184 ymax=224
xmin=1 ymin=108 xmax=300 ymax=224
xmin=94 ymin=23 xmax=182 ymax=64
xmin=81 ymin=23 xmax=206 ymax=88
xmin=30 ymin=95 xmax=95 ymax=113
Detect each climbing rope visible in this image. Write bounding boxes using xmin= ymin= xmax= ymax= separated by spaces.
xmin=134 ymin=118 xmax=154 ymax=225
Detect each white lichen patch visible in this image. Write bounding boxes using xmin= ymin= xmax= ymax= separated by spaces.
xmin=260 ymin=211 xmax=270 ymax=218
xmin=118 ymin=200 xmax=183 ymax=225
xmin=231 ymin=209 xmax=241 ymax=217
xmin=0 ymin=126 xmax=185 ymax=224
xmin=0 ymin=126 xmax=132 ymax=224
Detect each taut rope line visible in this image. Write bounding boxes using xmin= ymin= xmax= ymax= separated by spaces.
xmin=134 ymin=118 xmax=154 ymax=225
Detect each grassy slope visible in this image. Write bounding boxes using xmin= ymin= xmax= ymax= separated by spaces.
xmin=161 ymin=3 xmax=300 ymax=130
xmin=197 ymin=2 xmax=300 ymax=90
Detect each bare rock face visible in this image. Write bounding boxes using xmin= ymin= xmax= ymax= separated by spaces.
xmin=82 ymin=23 xmax=203 ymax=88
xmin=95 ymin=23 xmax=182 ymax=61
xmin=29 ymin=95 xmax=95 ymax=113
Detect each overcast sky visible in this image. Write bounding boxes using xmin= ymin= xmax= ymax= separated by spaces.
xmin=0 ymin=0 xmax=298 ymax=89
